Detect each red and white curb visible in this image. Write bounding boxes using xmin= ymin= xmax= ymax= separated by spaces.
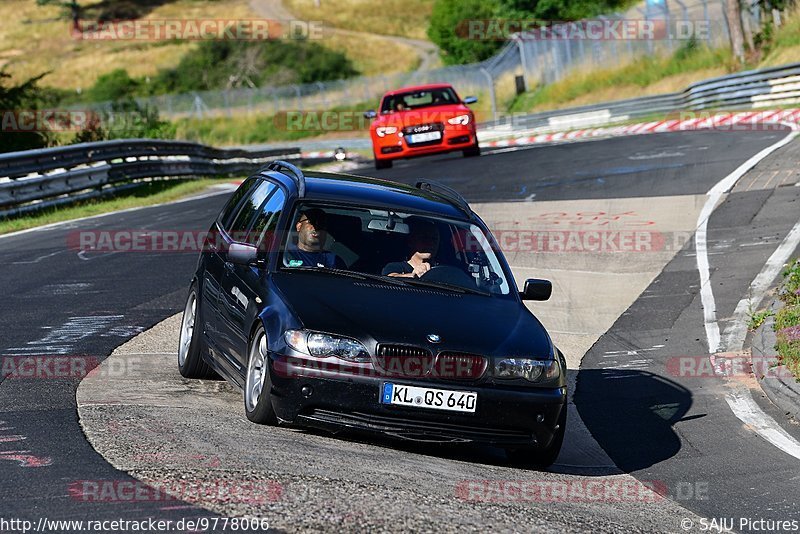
xmin=301 ymin=150 xmax=336 ymax=159
xmin=481 ymin=109 xmax=800 ymax=148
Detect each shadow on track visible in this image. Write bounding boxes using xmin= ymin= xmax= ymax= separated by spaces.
xmin=574 ymin=369 xmax=695 ymax=473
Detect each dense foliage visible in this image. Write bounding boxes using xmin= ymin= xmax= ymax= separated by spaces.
xmin=0 ymin=71 xmax=54 ymax=153
xmin=83 ymin=39 xmax=358 ymax=102
xmin=428 ymin=0 xmax=635 ymax=64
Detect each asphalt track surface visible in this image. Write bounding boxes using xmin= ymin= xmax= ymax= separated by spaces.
xmin=1 ymin=129 xmax=799 ymax=532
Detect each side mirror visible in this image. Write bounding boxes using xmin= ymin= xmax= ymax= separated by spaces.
xmin=463 ymin=96 xmax=478 ymax=105
xmin=520 ymin=278 xmax=552 ymax=301
xmin=228 ymin=242 xmax=258 ymax=266
xmin=364 ymin=110 xmax=377 ymax=119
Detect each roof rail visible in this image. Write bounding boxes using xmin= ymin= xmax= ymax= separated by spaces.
xmin=415 ymin=181 xmax=472 ymax=216
xmin=267 ymin=160 xmax=306 ymax=197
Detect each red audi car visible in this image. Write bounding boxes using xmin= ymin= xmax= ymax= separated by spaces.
xmin=366 ymin=84 xmax=480 ymax=169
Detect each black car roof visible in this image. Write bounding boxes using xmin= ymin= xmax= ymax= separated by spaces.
xmin=263 ymin=169 xmax=470 ymax=219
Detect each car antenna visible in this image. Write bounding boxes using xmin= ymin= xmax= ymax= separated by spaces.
xmin=415 ymin=181 xmax=472 ymax=217
xmin=266 ymin=160 xmax=306 ymax=197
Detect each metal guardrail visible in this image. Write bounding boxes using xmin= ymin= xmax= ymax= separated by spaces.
xmin=0 ymin=139 xmax=300 ymax=218
xmin=479 ymin=61 xmax=800 ymax=138
xmin=5 ymin=61 xmax=799 ymax=218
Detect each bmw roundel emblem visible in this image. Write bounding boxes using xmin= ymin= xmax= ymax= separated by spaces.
xmin=427 ymin=334 xmax=441 ymax=343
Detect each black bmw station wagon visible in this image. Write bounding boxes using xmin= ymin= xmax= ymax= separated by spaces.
xmin=178 ymin=161 xmax=567 ymax=466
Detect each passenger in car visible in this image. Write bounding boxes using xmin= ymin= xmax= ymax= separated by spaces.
xmin=285 ymin=208 xmax=345 ymax=269
xmin=381 ymin=220 xmax=440 ymax=278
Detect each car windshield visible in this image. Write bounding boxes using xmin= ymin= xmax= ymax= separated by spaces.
xmin=381 ymin=87 xmax=459 ymax=113
xmin=281 ymin=204 xmax=513 ymax=297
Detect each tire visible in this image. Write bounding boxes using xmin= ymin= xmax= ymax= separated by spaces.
xmin=178 ymin=282 xmax=216 ymax=379
xmin=375 ymin=156 xmax=393 ymax=169
xmin=463 ymin=143 xmax=481 ymax=158
xmin=505 ymin=405 xmax=566 ymax=469
xmin=244 ymin=325 xmax=278 ymax=425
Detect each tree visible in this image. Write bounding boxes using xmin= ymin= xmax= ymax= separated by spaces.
xmin=428 ymin=0 xmax=504 ymax=65
xmin=725 ymin=0 xmax=746 ymax=62
xmin=36 ymin=0 xmax=81 ymax=31
xmin=0 ymin=71 xmax=51 ymax=153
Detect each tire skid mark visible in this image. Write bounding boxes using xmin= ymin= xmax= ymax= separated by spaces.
xmin=0 ymin=422 xmax=52 ymax=468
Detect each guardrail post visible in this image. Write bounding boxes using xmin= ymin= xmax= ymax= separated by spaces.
xmin=772 ymin=8 xmax=782 ymax=27
xmin=564 ymin=25 xmax=573 ymax=67
xmin=316 ymin=81 xmax=327 ymax=108
xmin=478 ymin=67 xmax=498 ymax=122
xmin=192 ymin=94 xmax=205 ymax=120
xmin=635 ymin=7 xmax=654 ymax=55
xmin=515 ymin=35 xmax=530 ymax=92
xmin=551 ymin=41 xmax=561 ymax=82
xmin=719 ymin=0 xmax=731 ymax=43
xmin=363 ymin=80 xmax=371 ymax=105
xmin=223 ymin=91 xmax=231 ymax=118
xmin=664 ymin=0 xmax=674 ymax=52
xmin=292 ymin=85 xmax=301 ymax=112
xmin=531 ymin=38 xmax=542 ymax=86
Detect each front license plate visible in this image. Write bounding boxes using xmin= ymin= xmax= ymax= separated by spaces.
xmin=380 ymin=383 xmax=477 ymax=413
xmin=407 ymin=131 xmax=441 ymax=144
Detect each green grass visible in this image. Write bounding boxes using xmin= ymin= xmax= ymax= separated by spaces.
xmin=749 ymin=309 xmax=775 ymax=331
xmin=284 ymin=0 xmax=436 ymax=41
xmin=507 ymin=7 xmax=800 ymax=114
xmin=774 ymin=259 xmax=800 ymax=380
xmin=508 ymin=41 xmax=733 ymax=113
xmin=174 ymin=101 xmax=375 ymax=146
xmin=761 ymin=6 xmax=800 ymax=64
xmin=0 ymin=178 xmax=235 ymax=235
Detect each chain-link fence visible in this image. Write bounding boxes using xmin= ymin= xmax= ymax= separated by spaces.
xmin=85 ymin=0 xmax=779 ymax=121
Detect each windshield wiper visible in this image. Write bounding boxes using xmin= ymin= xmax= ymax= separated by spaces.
xmin=398 ymin=277 xmax=490 ymax=296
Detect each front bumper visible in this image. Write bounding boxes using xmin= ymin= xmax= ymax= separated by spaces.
xmin=268 ymin=353 xmax=566 ymax=448
xmin=372 ymin=127 xmax=477 ymax=161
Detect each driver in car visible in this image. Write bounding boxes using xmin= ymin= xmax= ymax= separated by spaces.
xmin=285 ymin=208 xmax=345 ymax=269
xmin=381 ymin=220 xmax=440 ymax=278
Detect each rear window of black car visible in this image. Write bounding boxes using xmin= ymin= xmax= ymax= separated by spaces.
xmin=218 ymin=177 xmax=258 ymax=232
xmin=228 ymin=181 xmax=277 ymax=239
xmin=247 ymin=189 xmax=285 ymax=246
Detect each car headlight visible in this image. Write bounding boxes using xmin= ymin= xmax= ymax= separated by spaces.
xmin=447 ymin=114 xmax=470 ymax=125
xmin=493 ymin=358 xmax=560 ymax=382
xmin=284 ymin=330 xmax=370 ymax=363
xmin=375 ymin=126 xmax=398 ymax=137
